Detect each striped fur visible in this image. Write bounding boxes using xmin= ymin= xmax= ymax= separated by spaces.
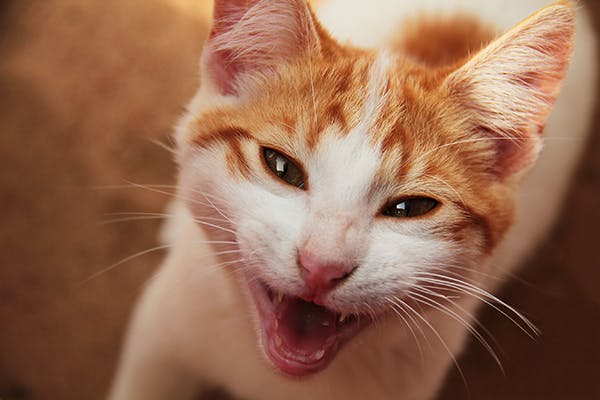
xmin=181 ymin=1 xmax=574 ymax=260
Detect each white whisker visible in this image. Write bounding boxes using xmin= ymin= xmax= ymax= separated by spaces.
xmin=414 ymin=272 xmax=539 ymax=337
xmin=149 ymin=137 xmax=177 ymax=156
xmin=408 ymin=288 xmax=504 ymax=372
xmin=98 ymin=212 xmax=230 ymax=227
xmin=394 ymin=296 xmax=469 ymax=391
xmin=79 ymin=244 xmax=172 ymax=285
xmin=385 ymin=296 xmax=425 ymax=361
xmin=421 ymin=174 xmax=467 ymax=207
xmin=199 ymin=192 xmax=234 ymax=225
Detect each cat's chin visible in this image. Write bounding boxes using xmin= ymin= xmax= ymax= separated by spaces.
xmin=246 ymin=277 xmax=371 ymax=377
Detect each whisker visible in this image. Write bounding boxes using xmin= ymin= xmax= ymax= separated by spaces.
xmin=408 ymin=288 xmax=503 ymax=372
xmin=199 ymin=192 xmax=234 ymax=225
xmin=211 ymin=249 xmax=245 ymax=257
xmin=394 ymin=296 xmax=469 ymax=391
xmin=407 ymin=261 xmax=505 ymax=282
xmin=97 ymin=215 xmax=169 ymax=225
xmin=149 ymin=137 xmax=177 ymax=156
xmin=363 ymin=302 xmax=381 ymax=328
xmin=105 ymin=181 xmax=229 ymax=219
xmin=414 ymin=272 xmax=539 ymax=337
xmin=78 ymin=243 xmax=172 ymax=285
xmin=171 ymin=258 xmax=248 ymax=290
xmin=385 ymin=296 xmax=425 ymax=362
xmin=92 ymin=182 xmax=235 ymax=229
xmin=417 ymin=284 xmax=508 ymax=359
xmin=98 ymin=212 xmax=230 ymax=227
xmin=106 ymin=211 xmax=229 ymax=223
xmin=142 ymin=243 xmax=268 ymax=294
xmin=188 ymin=218 xmax=236 ymax=235
xmin=390 ymin=296 xmax=432 ymax=350
xmin=92 ymin=183 xmax=180 ymax=191
xmin=440 ymin=265 xmax=503 ymax=282
xmin=413 ymin=136 xmax=520 ymax=170
xmin=409 ymin=260 xmax=532 ymax=288
xmin=80 ymin=235 xmax=244 ymax=285
xmin=421 ymin=174 xmax=466 ymax=207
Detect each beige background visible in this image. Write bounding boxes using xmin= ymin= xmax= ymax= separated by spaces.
xmin=1 ymin=1 xmax=598 ymax=399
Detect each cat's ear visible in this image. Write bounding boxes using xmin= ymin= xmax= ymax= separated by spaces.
xmin=443 ymin=1 xmax=575 ymax=178
xmin=203 ymin=0 xmax=320 ymax=96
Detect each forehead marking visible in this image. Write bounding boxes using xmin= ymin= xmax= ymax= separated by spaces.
xmin=360 ymin=51 xmax=393 ymax=136
xmin=308 ymin=53 xmax=393 ymax=207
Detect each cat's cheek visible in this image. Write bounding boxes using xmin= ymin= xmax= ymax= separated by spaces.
xmin=232 ymin=207 xmax=307 ymax=294
xmin=325 ymin=234 xmax=464 ymax=312
xmin=178 ymin=152 xmax=236 ymax=211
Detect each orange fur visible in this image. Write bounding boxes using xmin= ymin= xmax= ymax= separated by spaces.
xmin=108 ymin=1 xmax=595 ymax=399
xmin=394 ymin=15 xmax=496 ymax=68
xmin=186 ymin=1 xmax=575 ymax=258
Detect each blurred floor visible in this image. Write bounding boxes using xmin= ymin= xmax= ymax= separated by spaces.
xmin=0 ymin=1 xmax=598 ymax=399
xmin=0 ymin=1 xmax=205 ymax=398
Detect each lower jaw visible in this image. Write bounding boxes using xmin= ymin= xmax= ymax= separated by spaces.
xmin=247 ymin=278 xmax=371 ymax=377
xmin=263 ymin=332 xmax=334 ymax=377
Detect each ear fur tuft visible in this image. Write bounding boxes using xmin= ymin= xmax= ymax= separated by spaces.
xmin=444 ymin=1 xmax=575 ymax=177
xmin=204 ymin=0 xmax=320 ymax=95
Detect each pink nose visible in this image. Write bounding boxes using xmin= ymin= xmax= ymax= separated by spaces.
xmin=298 ymin=250 xmax=355 ymax=293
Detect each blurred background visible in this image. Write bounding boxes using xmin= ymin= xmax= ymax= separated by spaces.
xmin=0 ymin=1 xmax=598 ymax=399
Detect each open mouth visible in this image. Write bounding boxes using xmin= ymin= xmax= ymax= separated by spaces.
xmin=247 ymin=278 xmax=372 ymax=377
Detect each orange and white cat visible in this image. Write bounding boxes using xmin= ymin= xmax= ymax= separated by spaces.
xmin=110 ymin=0 xmax=597 ymax=399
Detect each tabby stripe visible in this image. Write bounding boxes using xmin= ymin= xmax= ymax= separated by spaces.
xmin=226 ymin=138 xmax=251 ymax=178
xmin=194 ymin=127 xmax=253 ymax=149
xmin=194 ymin=127 xmax=253 ymax=179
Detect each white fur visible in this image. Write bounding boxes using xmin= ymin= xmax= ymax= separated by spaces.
xmin=110 ymin=1 xmax=598 ymax=399
xmin=361 ymin=50 xmax=394 ymax=131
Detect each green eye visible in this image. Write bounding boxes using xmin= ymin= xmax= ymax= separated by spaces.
xmin=263 ymin=148 xmax=306 ymax=189
xmin=382 ymin=197 xmax=439 ymax=218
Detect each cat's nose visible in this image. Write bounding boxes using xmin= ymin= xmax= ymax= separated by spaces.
xmin=298 ymin=250 xmax=356 ymax=294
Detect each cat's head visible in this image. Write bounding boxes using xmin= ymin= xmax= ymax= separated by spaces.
xmin=176 ymin=0 xmax=574 ymax=376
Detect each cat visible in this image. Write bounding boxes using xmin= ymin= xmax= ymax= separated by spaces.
xmin=109 ymin=0 xmax=597 ymax=399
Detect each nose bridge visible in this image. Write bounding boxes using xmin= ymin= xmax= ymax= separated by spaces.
xmin=302 ymin=209 xmax=359 ymax=262
xmin=298 ymin=209 xmax=366 ymax=296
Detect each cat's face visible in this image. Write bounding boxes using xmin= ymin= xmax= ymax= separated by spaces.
xmin=176 ymin=0 xmax=573 ymax=377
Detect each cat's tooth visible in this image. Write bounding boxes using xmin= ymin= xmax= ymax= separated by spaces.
xmin=274 ymin=292 xmax=284 ymax=305
xmin=274 ymin=335 xmax=282 ymax=347
xmin=314 ymin=350 xmax=325 ymax=360
xmin=339 ymin=313 xmax=348 ymax=324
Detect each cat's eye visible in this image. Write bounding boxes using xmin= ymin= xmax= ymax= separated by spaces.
xmin=382 ymin=197 xmax=439 ymax=218
xmin=263 ymin=148 xmax=306 ymax=189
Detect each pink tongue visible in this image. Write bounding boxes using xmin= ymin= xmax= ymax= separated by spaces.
xmin=277 ymin=297 xmax=338 ymax=354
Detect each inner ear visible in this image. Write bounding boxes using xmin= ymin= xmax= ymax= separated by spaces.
xmin=204 ymin=0 xmax=322 ymax=96
xmin=443 ymin=1 xmax=575 ymax=178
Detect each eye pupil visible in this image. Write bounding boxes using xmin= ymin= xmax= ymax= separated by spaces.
xmin=383 ymin=198 xmax=438 ymax=218
xmin=275 ymin=156 xmax=288 ymax=177
xmin=263 ymin=148 xmax=306 ymax=189
xmin=396 ymin=201 xmax=408 ymax=214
